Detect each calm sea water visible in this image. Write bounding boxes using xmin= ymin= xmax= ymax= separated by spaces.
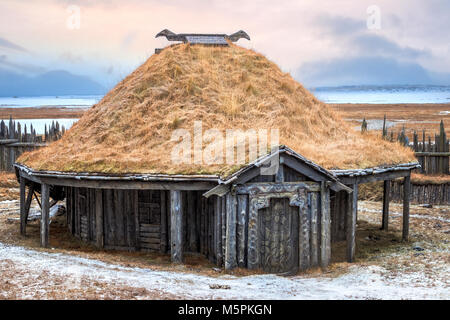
xmin=311 ymin=85 xmax=450 ymax=104
xmin=0 ymin=95 xmax=102 ymax=134
xmin=0 ymin=95 xmax=102 ymax=109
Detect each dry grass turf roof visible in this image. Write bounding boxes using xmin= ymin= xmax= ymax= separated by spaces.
xmin=17 ymin=43 xmax=416 ymax=177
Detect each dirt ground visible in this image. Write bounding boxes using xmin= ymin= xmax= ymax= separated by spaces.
xmin=0 ymin=107 xmax=85 ymax=120
xmin=331 ymin=103 xmax=450 ymax=140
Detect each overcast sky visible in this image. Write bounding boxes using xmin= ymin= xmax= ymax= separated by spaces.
xmin=0 ymin=0 xmax=449 ymax=88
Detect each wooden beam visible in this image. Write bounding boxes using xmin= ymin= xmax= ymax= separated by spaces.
xmin=224 ymin=192 xmax=237 ymax=270
xmin=40 ymin=183 xmax=50 ymax=247
xmin=34 ymin=191 xmax=41 ymax=208
xmin=23 ymin=183 xmax=34 ymax=233
xmin=402 ymin=175 xmax=411 ymax=241
xmin=18 ymin=170 xmax=216 ymax=191
xmin=346 ymin=183 xmax=358 ymax=262
xmin=170 ymin=190 xmax=183 ymax=263
xmin=19 ymin=177 xmax=26 ymax=235
xmin=237 ymin=194 xmax=247 ymax=268
xmin=160 ymin=191 xmax=167 ymax=253
xmin=381 ymin=180 xmax=390 ymax=230
xmin=95 ymin=189 xmax=104 ymax=248
xmin=320 ymin=181 xmax=331 ymax=268
xmin=214 ymin=196 xmax=223 ymax=267
xmin=337 ymin=170 xmax=411 ymax=185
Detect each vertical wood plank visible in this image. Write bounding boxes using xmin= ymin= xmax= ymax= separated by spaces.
xmin=214 ymin=196 xmax=223 ymax=266
xmin=299 ymin=191 xmax=310 ymax=271
xmin=402 ymin=175 xmax=411 ymax=241
xmin=310 ymin=192 xmax=319 ymax=267
xmin=133 ymin=190 xmax=140 ymax=249
xmin=221 ymin=196 xmax=227 ymax=262
xmin=160 ymin=190 xmax=167 ymax=253
xmin=382 ymin=180 xmax=390 ymax=230
xmin=320 ymin=181 xmax=331 ymax=268
xmin=40 ymin=183 xmax=50 ymax=247
xmin=346 ymin=184 xmax=358 ymax=262
xmin=237 ymin=194 xmax=248 ymax=268
xmin=225 ymin=192 xmax=237 ymax=270
xmin=95 ymin=189 xmax=104 ymax=248
xmin=170 ymin=190 xmax=183 ymax=263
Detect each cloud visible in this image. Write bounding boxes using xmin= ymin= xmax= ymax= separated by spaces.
xmin=0 ymin=55 xmax=45 ymax=74
xmin=314 ymin=15 xmax=365 ymax=36
xmin=0 ymin=37 xmax=27 ymax=52
xmin=296 ymin=56 xmax=436 ymax=87
xmin=350 ymin=34 xmax=431 ymax=59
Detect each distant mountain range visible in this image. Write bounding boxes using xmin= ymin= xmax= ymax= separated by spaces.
xmin=0 ymin=69 xmax=106 ymax=97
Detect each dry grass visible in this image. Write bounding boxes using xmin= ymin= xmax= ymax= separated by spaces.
xmin=411 ymin=173 xmax=450 ymax=184
xmin=0 ymin=107 xmax=85 ymax=120
xmin=18 ymin=44 xmax=415 ymax=176
xmin=0 ymin=172 xmax=19 ymax=200
xmin=332 ymin=103 xmax=450 ymax=141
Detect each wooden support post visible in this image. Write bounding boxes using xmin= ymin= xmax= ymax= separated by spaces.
xmin=95 ymin=189 xmax=104 ymax=248
xmin=346 ymin=184 xmax=358 ymax=263
xmin=160 ymin=191 xmax=167 ymax=253
xmin=225 ymin=192 xmax=237 ymax=270
xmin=402 ymin=175 xmax=411 ymax=241
xmin=237 ymin=194 xmax=247 ymax=268
xmin=214 ymin=196 xmax=223 ymax=267
xmin=381 ymin=180 xmax=390 ymax=230
xmin=40 ymin=183 xmax=50 ymax=247
xmin=20 ymin=177 xmax=26 ymax=235
xmin=320 ymin=181 xmax=331 ymax=268
xmin=170 ymin=190 xmax=183 ymax=263
xmin=24 ymin=183 xmax=34 ymax=230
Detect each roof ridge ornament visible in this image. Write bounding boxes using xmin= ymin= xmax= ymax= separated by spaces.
xmin=155 ymin=29 xmax=250 ymax=46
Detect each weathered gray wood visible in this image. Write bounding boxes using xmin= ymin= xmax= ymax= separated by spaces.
xmin=133 ymin=190 xmax=140 ymax=249
xmin=381 ymin=180 xmax=390 ymax=230
xmin=237 ymin=194 xmax=247 ymax=268
xmin=95 ymin=189 xmax=104 ymax=248
xmin=320 ymin=181 xmax=331 ymax=268
xmin=170 ymin=190 xmax=183 ymax=263
xmin=346 ymin=184 xmax=358 ymax=262
xmin=275 ymin=164 xmax=284 ymax=182
xmin=402 ymin=175 xmax=410 ymax=241
xmin=160 ymin=191 xmax=167 ymax=253
xmin=335 ymin=168 xmax=413 ymax=185
xmin=221 ymin=196 xmax=227 ymax=264
xmin=299 ymin=190 xmax=310 ymax=271
xmin=17 ymin=169 xmax=216 ymax=191
xmin=225 ymin=192 xmax=237 ymax=270
xmin=310 ymin=192 xmax=319 ymax=267
xmin=40 ymin=183 xmax=50 ymax=247
xmin=214 ymin=196 xmax=223 ymax=266
xmin=19 ymin=176 xmax=26 ymax=235
xmin=23 ymin=183 xmax=34 ymax=233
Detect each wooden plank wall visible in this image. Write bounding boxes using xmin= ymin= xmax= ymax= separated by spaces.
xmin=330 ymin=191 xmax=347 ymax=242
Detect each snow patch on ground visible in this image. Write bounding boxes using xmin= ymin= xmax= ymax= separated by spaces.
xmin=0 ymin=242 xmax=448 ymax=299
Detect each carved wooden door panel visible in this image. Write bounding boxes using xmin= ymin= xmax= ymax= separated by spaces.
xmin=258 ymin=198 xmax=299 ymax=274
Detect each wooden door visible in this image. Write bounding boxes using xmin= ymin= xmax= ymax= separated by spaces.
xmin=258 ymin=198 xmax=299 ymax=274
xmin=138 ymin=190 xmax=161 ymax=251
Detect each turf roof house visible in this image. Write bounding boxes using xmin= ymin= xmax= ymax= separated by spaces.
xmin=14 ymin=31 xmax=419 ymax=274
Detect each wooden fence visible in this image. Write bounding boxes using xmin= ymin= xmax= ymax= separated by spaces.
xmin=377 ymin=117 xmax=450 ymax=175
xmin=0 ymin=116 xmax=65 ymax=172
xmin=412 ymin=121 xmax=449 ymax=175
xmin=390 ymin=179 xmax=450 ymax=205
